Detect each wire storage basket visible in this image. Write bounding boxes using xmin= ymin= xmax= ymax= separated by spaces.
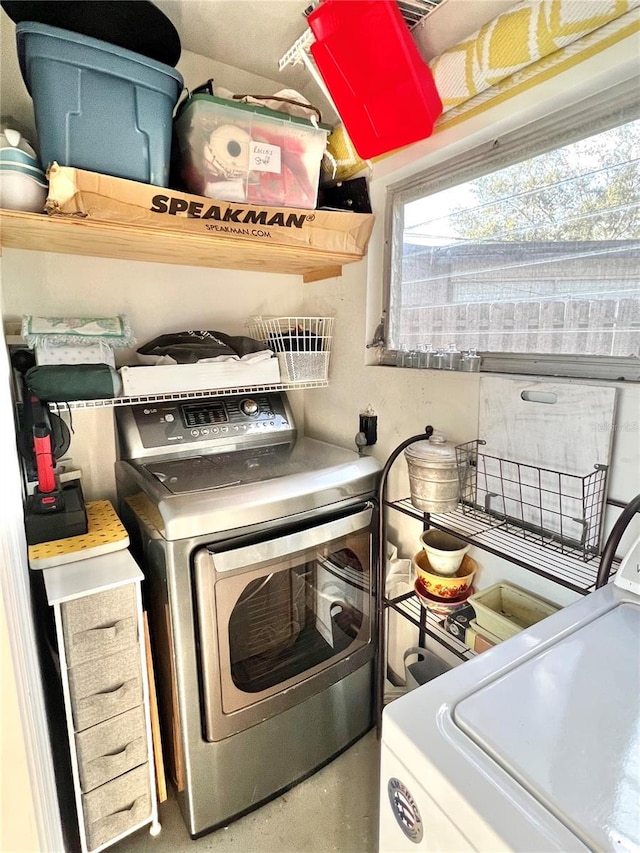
xmin=247 ymin=316 xmax=334 ymax=382
xmin=455 ymin=440 xmax=609 ymax=562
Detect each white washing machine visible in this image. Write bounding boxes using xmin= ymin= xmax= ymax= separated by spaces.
xmin=379 ymin=537 xmax=640 ymax=853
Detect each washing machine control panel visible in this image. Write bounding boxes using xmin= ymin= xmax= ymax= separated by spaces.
xmin=119 ymin=392 xmax=294 ymax=453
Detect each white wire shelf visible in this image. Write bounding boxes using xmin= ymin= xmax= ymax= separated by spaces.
xmin=49 ymin=380 xmax=329 ymax=411
xmin=278 ymin=28 xmax=338 ymax=119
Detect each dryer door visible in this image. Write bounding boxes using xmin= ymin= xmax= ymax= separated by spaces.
xmin=193 ymin=503 xmax=374 ymax=740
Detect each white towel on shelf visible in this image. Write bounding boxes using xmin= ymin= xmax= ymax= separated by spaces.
xmin=239 ymin=350 xmax=275 ymax=363
xmin=137 ymin=349 xmax=275 ymax=366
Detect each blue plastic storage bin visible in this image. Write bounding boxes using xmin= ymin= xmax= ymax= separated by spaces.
xmin=16 ymin=22 xmax=183 ymax=186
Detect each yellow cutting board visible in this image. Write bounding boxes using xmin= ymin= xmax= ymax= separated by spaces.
xmin=28 ymin=500 xmax=129 ymax=569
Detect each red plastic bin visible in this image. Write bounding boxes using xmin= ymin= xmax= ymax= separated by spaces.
xmin=308 ymin=0 xmax=442 ymax=160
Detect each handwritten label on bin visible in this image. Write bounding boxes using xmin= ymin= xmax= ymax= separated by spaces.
xmin=250 ymin=142 xmax=281 ymax=174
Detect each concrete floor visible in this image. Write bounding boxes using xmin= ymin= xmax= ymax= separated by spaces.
xmin=112 ymin=729 xmax=381 ymax=853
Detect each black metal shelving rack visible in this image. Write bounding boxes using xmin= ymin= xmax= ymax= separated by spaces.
xmin=374 ymin=427 xmax=621 ymax=736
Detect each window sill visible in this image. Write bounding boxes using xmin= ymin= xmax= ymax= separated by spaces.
xmin=376 ymin=351 xmax=640 ymax=382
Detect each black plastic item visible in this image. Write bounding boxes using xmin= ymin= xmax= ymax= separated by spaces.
xmin=11 ymin=348 xmax=71 ymax=469
xmin=271 ymin=331 xmax=322 ymax=352
xmin=359 ymin=412 xmax=377 ymax=446
xmin=29 ymin=486 xmax=65 ymax=514
xmin=138 ymin=331 xmax=266 ymax=363
xmin=318 ymin=177 xmax=372 ymax=214
xmin=25 ymin=480 xmax=88 ymax=545
xmin=192 ymin=79 xmax=215 ymax=97
xmin=10 ymin=347 xmax=36 ymax=376
xmin=444 ymin=603 xmax=477 ymax=641
xmin=595 ymin=492 xmax=640 ymax=588
xmin=1 ymin=0 xmax=181 ymax=66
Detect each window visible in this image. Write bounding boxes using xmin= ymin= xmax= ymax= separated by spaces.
xmin=384 ymin=100 xmax=640 ymax=380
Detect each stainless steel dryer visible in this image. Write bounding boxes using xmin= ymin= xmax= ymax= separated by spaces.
xmin=114 ymin=391 xmax=381 ymax=837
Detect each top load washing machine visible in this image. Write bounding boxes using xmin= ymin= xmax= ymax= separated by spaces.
xmin=114 ymin=391 xmax=381 ymax=837
xmin=379 ymin=537 xmax=640 ymax=852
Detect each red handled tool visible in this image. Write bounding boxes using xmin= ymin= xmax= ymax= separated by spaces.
xmin=28 ymin=403 xmax=66 ymax=513
xmin=29 ymin=415 xmax=65 ymax=513
xmin=33 ymin=422 xmax=57 ymax=494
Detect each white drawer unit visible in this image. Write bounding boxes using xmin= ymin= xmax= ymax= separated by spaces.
xmin=75 ymin=706 xmax=148 ymax=792
xmin=44 ymin=550 xmax=160 ymax=852
xmin=61 ymin=584 xmax=139 ymax=667
xmin=81 ymin=764 xmax=152 ymax=851
xmin=68 ymin=646 xmax=143 ymax=731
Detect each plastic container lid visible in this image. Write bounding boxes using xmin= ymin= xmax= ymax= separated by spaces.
xmin=176 ymin=93 xmax=332 ymax=131
xmin=404 ymin=433 xmax=458 ymax=463
xmin=16 ymin=21 xmax=184 ymax=94
xmin=2 ymin=0 xmax=182 ymax=66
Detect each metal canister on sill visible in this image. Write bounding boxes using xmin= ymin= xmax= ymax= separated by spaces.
xmin=460 ymin=348 xmax=481 ymax=372
xmin=444 ymin=343 xmax=461 ymax=370
xmin=404 ymin=432 xmax=461 ymax=513
xmin=432 ymin=348 xmax=446 ymax=369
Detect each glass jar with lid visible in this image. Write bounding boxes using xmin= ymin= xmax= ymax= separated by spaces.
xmin=420 ymin=344 xmax=435 ymax=368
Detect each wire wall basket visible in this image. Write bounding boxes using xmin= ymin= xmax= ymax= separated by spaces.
xmin=455 ymin=440 xmax=609 ymax=562
xmin=247 ymin=316 xmax=334 ymax=382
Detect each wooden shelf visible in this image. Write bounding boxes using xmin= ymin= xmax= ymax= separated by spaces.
xmin=0 ymin=209 xmax=362 ymax=282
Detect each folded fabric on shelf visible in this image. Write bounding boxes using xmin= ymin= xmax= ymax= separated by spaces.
xmin=23 ymin=314 xmax=135 ymax=348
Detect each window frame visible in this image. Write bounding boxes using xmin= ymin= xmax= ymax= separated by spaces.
xmin=381 ymin=79 xmax=640 ymax=382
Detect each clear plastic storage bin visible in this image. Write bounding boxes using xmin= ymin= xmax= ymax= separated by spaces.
xmin=174 ymin=95 xmax=330 ymax=209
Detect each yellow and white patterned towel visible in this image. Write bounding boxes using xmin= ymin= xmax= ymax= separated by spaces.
xmin=430 ymin=0 xmax=640 ymax=111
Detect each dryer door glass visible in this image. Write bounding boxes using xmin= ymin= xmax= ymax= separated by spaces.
xmin=227 ymin=541 xmax=368 ymax=694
